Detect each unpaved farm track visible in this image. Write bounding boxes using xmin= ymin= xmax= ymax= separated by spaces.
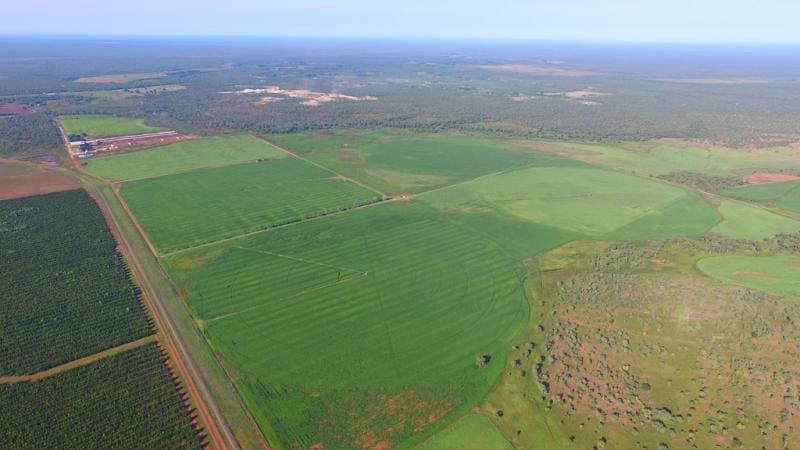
xmin=87 ymin=182 xmax=234 ymax=450
xmin=56 ymin=118 xmax=240 ymax=450
xmin=0 ymin=335 xmax=156 ymax=384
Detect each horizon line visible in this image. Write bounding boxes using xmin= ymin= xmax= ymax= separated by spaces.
xmin=2 ymin=34 xmax=800 ymax=47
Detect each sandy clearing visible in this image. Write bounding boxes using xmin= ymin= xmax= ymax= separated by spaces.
xmin=224 ymin=85 xmax=377 ymax=107
xmin=743 ymin=172 xmax=800 ymax=185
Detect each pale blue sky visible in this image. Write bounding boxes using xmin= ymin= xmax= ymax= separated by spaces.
xmin=3 ymin=0 xmax=800 ymax=43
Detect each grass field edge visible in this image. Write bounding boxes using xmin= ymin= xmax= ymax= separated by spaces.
xmin=91 ymin=180 xmax=269 ymax=450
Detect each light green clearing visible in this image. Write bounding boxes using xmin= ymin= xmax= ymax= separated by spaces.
xmin=711 ymin=200 xmax=800 ymax=240
xmin=163 ymin=201 xmax=577 ymax=448
xmin=723 ymin=180 xmax=800 ymax=202
xmin=75 ymin=84 xmax=186 ymax=101
xmin=122 ymin=158 xmax=380 ymax=253
xmin=85 ymin=135 xmax=287 ymax=181
xmin=60 ymin=114 xmax=165 ymax=138
xmin=422 ymin=166 xmax=715 ymax=237
xmin=698 ymin=255 xmax=800 ymax=297
xmin=418 ymin=414 xmax=514 ymax=450
xmin=722 ymin=180 xmax=800 ymax=215
xmin=269 ymin=130 xmax=550 ymax=194
xmin=544 ymin=141 xmax=800 ymax=177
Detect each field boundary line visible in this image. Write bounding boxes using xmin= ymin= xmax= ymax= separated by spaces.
xmin=232 ymin=246 xmax=368 ymax=275
xmin=256 ymin=135 xmax=388 ymax=197
xmin=162 ymin=197 xmax=395 ymax=258
xmin=60 ymin=119 xmax=239 ymax=449
xmin=0 ymin=335 xmax=156 ymax=384
xmin=206 ymin=271 xmax=368 ymax=323
xmin=104 ymin=155 xmax=290 ymax=184
xmin=92 ymin=183 xmax=236 ymax=450
xmin=110 ymin=182 xmax=163 ymax=258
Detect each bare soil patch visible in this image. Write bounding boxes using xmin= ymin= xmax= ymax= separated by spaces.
xmin=0 ymin=161 xmax=77 ymax=200
xmin=743 ymin=172 xmax=800 ymax=185
xmin=224 ymin=86 xmax=377 ymax=107
xmin=0 ymin=103 xmax=36 ymax=116
xmin=89 ymin=132 xmax=200 ymax=154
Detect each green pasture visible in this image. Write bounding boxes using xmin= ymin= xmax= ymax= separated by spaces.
xmin=85 ymin=135 xmax=287 ymax=181
xmin=723 ymin=180 xmax=800 ymax=202
xmin=121 ymin=158 xmax=380 ymax=253
xmin=711 ymin=200 xmax=800 ymax=240
xmin=722 ymin=179 xmax=800 ymax=216
xmin=418 ymin=414 xmax=514 ymax=450
xmin=163 ymin=201 xmax=576 ymax=448
xmin=269 ymin=130 xmax=549 ymax=194
xmin=422 ymin=165 xmax=716 ymax=237
xmin=60 ymin=114 xmax=165 ymax=138
xmin=698 ymin=255 xmax=800 ymax=297
xmin=543 ymin=141 xmax=800 ymax=177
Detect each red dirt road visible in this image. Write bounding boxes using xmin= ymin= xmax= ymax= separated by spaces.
xmin=57 ymin=119 xmax=236 ymax=450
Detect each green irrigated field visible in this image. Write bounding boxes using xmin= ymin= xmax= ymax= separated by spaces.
xmin=269 ymin=130 xmax=550 ymax=194
xmin=541 ymin=141 xmax=800 ymax=177
xmin=711 ymin=200 xmax=800 ymax=240
xmin=418 ymin=414 xmax=514 ymax=450
xmin=60 ymin=114 xmax=165 ymax=138
xmin=0 ymin=190 xmax=152 ymax=375
xmin=0 ymin=344 xmax=198 ymax=449
xmin=163 ymin=201 xmax=577 ymax=449
xmin=722 ymin=180 xmax=800 ymax=216
xmin=723 ymin=180 xmax=800 ymax=202
xmin=122 ymin=158 xmax=381 ymax=253
xmin=697 ymin=254 xmax=800 ymax=297
xmin=422 ymin=165 xmax=717 ymax=238
xmin=85 ymin=135 xmax=287 ymax=181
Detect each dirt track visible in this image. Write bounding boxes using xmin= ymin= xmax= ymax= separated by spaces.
xmin=56 ymin=118 xmax=238 ymax=450
xmin=0 ymin=336 xmax=156 ymax=384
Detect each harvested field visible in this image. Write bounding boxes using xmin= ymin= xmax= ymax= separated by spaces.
xmin=0 ymin=161 xmax=77 ymax=200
